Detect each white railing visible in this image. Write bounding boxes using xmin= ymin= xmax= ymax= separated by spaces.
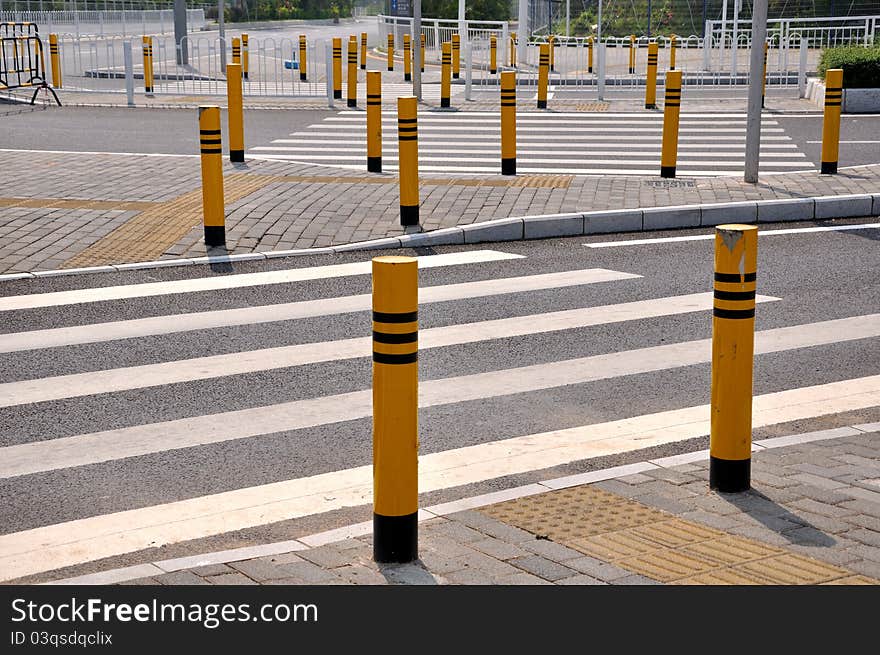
xmin=0 ymin=9 xmax=208 ymax=37
xmin=377 ymin=14 xmax=509 ymax=66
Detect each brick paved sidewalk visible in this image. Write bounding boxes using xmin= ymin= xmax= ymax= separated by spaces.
xmin=45 ymin=424 xmax=878 ymax=586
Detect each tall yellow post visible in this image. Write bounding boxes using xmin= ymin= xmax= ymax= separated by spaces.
xmin=710 ymin=224 xmax=758 ymax=493
xmin=501 ymin=70 xmax=516 ymax=176
xmin=199 ymin=106 xmax=225 ymax=247
xmin=398 ymin=96 xmax=419 ymax=226
xmin=403 ymin=33 xmax=412 ymax=82
xmin=232 ymin=36 xmax=241 ymax=66
xmin=537 ymin=43 xmax=549 ymax=109
xmin=387 ymin=33 xmax=394 ymax=71
xmin=367 ymin=71 xmax=382 ymax=173
xmin=332 ymin=37 xmax=342 ymax=99
xmin=226 ymin=63 xmax=244 ymax=163
xmin=298 ymin=34 xmax=307 ymax=81
xmin=510 ymin=32 xmax=516 ymax=67
xmin=452 ymin=32 xmax=461 ymax=79
xmin=241 ymin=32 xmax=249 ymax=80
xmin=49 ymin=33 xmax=61 ymax=88
xmin=371 ymin=255 xmax=419 ymax=564
xmin=588 ymin=35 xmax=593 ymax=73
xmin=142 ymin=35 xmax=154 ymax=95
xmin=660 ymin=69 xmax=682 ymax=178
xmin=670 ymin=34 xmax=677 ymax=70
xmin=440 ymin=41 xmax=451 ymax=108
xmin=645 ymin=42 xmax=658 ymax=109
xmin=762 ymin=41 xmax=768 ymax=108
xmin=420 ymin=33 xmax=425 ymax=72
xmin=820 ymin=68 xmax=843 ymax=174
xmin=490 ymin=35 xmax=497 ymax=74
xmin=629 ymin=34 xmax=636 ymax=73
xmin=347 ymin=36 xmax=358 ymax=108
xmin=361 ymin=31 xmax=368 ymax=70
xmin=549 ymin=35 xmax=555 ymax=71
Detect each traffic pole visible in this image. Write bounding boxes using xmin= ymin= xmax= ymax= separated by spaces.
xmin=198 ymin=106 xmax=225 ymax=247
xmin=537 ymin=43 xmax=549 ymax=109
xmin=440 ymin=41 xmax=451 ymax=108
xmin=371 ymin=255 xmax=419 ymax=564
xmin=709 ymin=224 xmax=758 ymax=493
xmin=347 ymin=35 xmax=358 ymax=108
xmin=660 ymin=69 xmax=682 ymax=178
xmin=387 ymin=33 xmax=394 ymax=71
xmin=367 ymin=71 xmax=382 ymax=173
xmin=645 ymin=42 xmax=658 ymax=109
xmin=403 ymin=33 xmax=412 ymax=82
xmin=142 ymin=35 xmax=154 ymax=95
xmin=452 ymin=33 xmax=461 ymax=79
xmin=501 ymin=70 xmax=516 ymax=176
xmin=298 ymin=34 xmax=307 ymax=81
xmin=361 ymin=31 xmax=367 ymax=70
xmin=398 ymin=96 xmax=419 ymax=227
xmin=226 ymin=62 xmax=244 ymax=163
xmin=241 ymin=32 xmax=249 ymax=80
xmin=332 ymin=37 xmax=342 ymax=99
xmin=490 ymin=34 xmax=497 ymax=74
xmin=670 ymin=33 xmax=677 ymax=70
xmin=820 ymin=68 xmax=843 ymax=174
xmin=49 ymin=33 xmax=61 ymax=88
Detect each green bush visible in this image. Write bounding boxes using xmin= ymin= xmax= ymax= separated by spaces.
xmin=818 ymin=45 xmax=880 ymax=89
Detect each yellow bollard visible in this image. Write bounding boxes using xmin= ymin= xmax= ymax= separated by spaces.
xmin=298 ymin=34 xmax=307 ymax=81
xmin=549 ymin=35 xmax=555 ymax=71
xmin=820 ymin=68 xmax=843 ymax=174
xmin=420 ymin=33 xmax=425 ymax=72
xmin=226 ymin=63 xmax=244 ymax=163
xmin=198 ymin=106 xmax=225 ymax=247
xmin=398 ymin=96 xmax=419 ymax=226
xmin=452 ymin=33 xmax=461 ymax=79
xmin=645 ymin=42 xmax=658 ymax=109
xmin=49 ymin=33 xmax=61 ymax=88
xmin=371 ymin=255 xmax=419 ymax=564
xmin=490 ymin=35 xmax=497 ymax=74
xmin=403 ymin=33 xmax=412 ymax=82
xmin=232 ymin=36 xmax=241 ymax=66
xmin=387 ymin=33 xmax=394 ymax=71
xmin=332 ymin=37 xmax=342 ymax=99
xmin=670 ymin=34 xmax=677 ymax=70
xmin=347 ymin=36 xmax=358 ymax=108
xmin=762 ymin=41 xmax=768 ymax=108
xmin=142 ymin=35 xmax=154 ymax=95
xmin=241 ymin=33 xmax=249 ymax=80
xmin=440 ymin=41 xmax=451 ymax=108
xmin=510 ymin=32 xmax=517 ymax=67
xmin=588 ymin=35 xmax=593 ymax=73
xmin=501 ymin=70 xmax=516 ymax=176
xmin=660 ymin=69 xmax=682 ymax=178
xmin=709 ymin=224 xmax=758 ymax=493
xmin=361 ymin=31 xmax=367 ymax=70
xmin=629 ymin=34 xmax=636 ymax=74
xmin=537 ymin=43 xmax=549 ymax=109
xmin=367 ymin=71 xmax=382 ymax=173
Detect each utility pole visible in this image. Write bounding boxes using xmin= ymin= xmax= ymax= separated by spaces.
xmin=744 ymin=0 xmax=769 ymax=183
xmin=413 ymin=0 xmax=421 ymax=100
xmin=517 ymin=0 xmax=528 ymax=67
xmin=174 ymin=0 xmax=188 ymax=65
xmin=219 ymin=0 xmax=226 ymax=74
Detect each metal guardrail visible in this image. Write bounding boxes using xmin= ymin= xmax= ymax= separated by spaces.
xmin=0 ymin=21 xmax=60 ymax=104
xmin=0 ymin=9 xmax=208 ymax=37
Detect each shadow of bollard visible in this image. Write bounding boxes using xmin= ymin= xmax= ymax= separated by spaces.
xmin=379 ymin=561 xmax=441 ymax=585
xmin=717 ymin=488 xmax=836 ymax=547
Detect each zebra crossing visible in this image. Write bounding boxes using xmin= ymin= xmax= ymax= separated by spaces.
xmin=1 ymin=241 xmax=878 ymax=582
xmin=249 ymin=111 xmax=813 ymax=176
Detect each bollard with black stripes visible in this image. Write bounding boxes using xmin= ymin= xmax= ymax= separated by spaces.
xmin=452 ymin=33 xmax=460 ymax=79
xmin=820 ymin=68 xmax=843 ymax=174
xmin=49 ymin=33 xmax=61 ymax=88
xmin=298 ymin=34 xmax=307 ymax=81
xmin=332 ymin=37 xmax=342 ymax=99
xmin=397 ymin=96 xmax=419 ymax=226
xmin=420 ymin=33 xmax=426 ymax=72
xmin=347 ymin=35 xmax=358 ymax=108
xmin=490 ymin=34 xmax=497 ymax=74
xmin=142 ymin=35 xmax=154 ymax=95
xmin=660 ymin=69 xmax=682 ymax=178
xmin=372 ymin=255 xmax=419 ymax=564
xmin=198 ymin=106 xmax=226 ymax=247
xmin=367 ymin=71 xmax=382 ymax=172
xmin=241 ymin=33 xmax=249 ymax=80
xmin=226 ymin=63 xmax=245 ymax=163
xmin=709 ymin=224 xmax=758 ymax=493
xmin=645 ymin=42 xmax=658 ymax=109
xmin=361 ymin=32 xmax=368 ymax=70
xmin=537 ymin=43 xmax=550 ymax=109
xmin=440 ymin=41 xmax=451 ymax=108
xmin=588 ymin=35 xmax=593 ymax=73
xmin=403 ymin=33 xmax=412 ymax=82
xmin=387 ymin=33 xmax=394 ymax=71
xmin=501 ymin=71 xmax=516 ymax=176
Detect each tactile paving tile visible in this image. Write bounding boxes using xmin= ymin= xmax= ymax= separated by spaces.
xmin=732 ymin=553 xmax=853 ymax=585
xmin=677 ymin=535 xmax=784 ymax=567
xmin=509 ymin=175 xmax=573 ymax=189
xmin=575 ymin=102 xmax=610 ymax=111
xmin=821 ymin=576 xmax=879 ymax=585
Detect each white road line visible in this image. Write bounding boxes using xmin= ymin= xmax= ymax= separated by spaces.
xmin=0 ymin=292 xmax=772 ymax=408
xmin=586 ymin=223 xmax=880 ymax=248
xmin=2 ymin=373 xmax=877 ymax=581
xmin=0 ymin=148 xmax=200 ymax=158
xmin=0 ymin=269 xmax=637 ymax=353
xmin=806 ymin=140 xmax=880 ymax=144
xmin=6 ymin=312 xmax=878 ymax=480
xmin=306 ymin=124 xmax=787 ymax=133
xmin=323 ymin=116 xmax=777 ymax=126
xmin=0 ymin=250 xmax=522 ymax=313
xmin=285 ymin=133 xmax=793 ymax=141
xmin=269 ymin=139 xmax=799 ymax=150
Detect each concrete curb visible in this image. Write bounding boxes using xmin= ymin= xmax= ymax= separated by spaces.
xmin=1 ymin=192 xmax=877 ymax=283
xmin=41 ymin=422 xmax=879 ymax=586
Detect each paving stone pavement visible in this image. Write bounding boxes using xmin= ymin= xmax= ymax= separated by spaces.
xmin=108 ymin=428 xmax=880 ymax=586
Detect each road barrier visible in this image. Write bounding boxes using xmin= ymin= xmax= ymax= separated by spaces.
xmin=0 ymin=22 xmax=60 ymax=104
xmin=821 ymin=68 xmax=843 ymax=174
xmin=48 ymin=31 xmax=60 ymax=87
xmin=452 ymin=32 xmax=460 ymax=79
xmin=670 ymin=34 xmax=677 ymax=70
xmin=226 ymin=62 xmax=244 ymax=163
xmin=440 ymin=41 xmax=451 ymax=108
xmin=628 ymin=34 xmax=635 ymax=73
xmin=332 ymin=36 xmax=341 ymax=99
xmin=360 ymin=31 xmax=367 ymax=70
xmin=660 ymin=69 xmax=682 ymax=178
xmin=242 ymin=32 xmax=249 ymax=80
xmin=645 ymin=42 xmax=658 ymax=109
xmin=387 ymin=32 xmax=393 ymax=71
xmin=141 ymin=34 xmax=152 ymax=94
xmin=501 ymin=70 xmax=516 ymax=176
xmin=403 ymin=32 xmax=411 ymax=82
xmin=367 ymin=71 xmax=381 ymax=173
xmin=347 ymin=35 xmax=357 ymax=108
xmin=398 ymin=96 xmax=419 ymax=227
xmin=710 ymin=224 xmax=758 ymax=493
xmin=537 ymin=43 xmax=549 ymax=109
xmin=298 ymin=34 xmax=307 ymax=81
xmin=198 ymin=105 xmax=225 ymax=247
xmin=371 ymin=255 xmax=419 ymax=564
xmin=490 ymin=34 xmax=496 ymax=74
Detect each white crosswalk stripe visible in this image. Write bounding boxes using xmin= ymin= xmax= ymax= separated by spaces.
xmin=247 ymin=111 xmax=812 ymax=176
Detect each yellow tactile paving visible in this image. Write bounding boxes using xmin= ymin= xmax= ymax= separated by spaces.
xmin=618 ymin=548 xmax=720 ymax=582
xmin=0 ymin=197 xmax=157 ymax=211
xmin=678 ymin=535 xmax=784 ymax=567
xmin=734 ymin=553 xmax=852 ymax=585
xmin=821 ymin=575 xmax=878 ymax=585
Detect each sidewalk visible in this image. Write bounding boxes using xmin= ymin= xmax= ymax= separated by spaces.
xmin=47 ymin=423 xmax=880 ymax=585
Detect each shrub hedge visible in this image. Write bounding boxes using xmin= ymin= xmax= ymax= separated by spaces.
xmin=818 ymin=45 xmax=880 ymax=88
